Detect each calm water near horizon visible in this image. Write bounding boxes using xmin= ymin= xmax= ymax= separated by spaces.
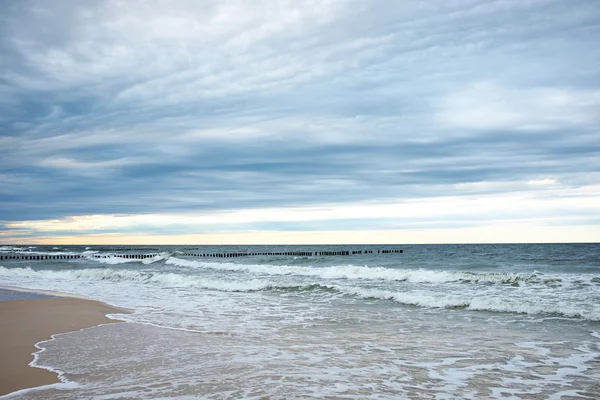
xmin=1 ymin=243 xmax=599 ymax=399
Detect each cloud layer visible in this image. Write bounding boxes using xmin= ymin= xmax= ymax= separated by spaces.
xmin=1 ymin=0 xmax=599 ymax=242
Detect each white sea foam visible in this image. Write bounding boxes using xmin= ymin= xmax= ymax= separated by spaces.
xmin=0 ymin=382 xmax=78 ymax=399
xmin=86 ymin=253 xmax=169 ymax=265
xmin=0 ymin=246 xmax=26 ymax=252
xmin=468 ymin=297 xmax=599 ymax=320
xmin=0 ymin=267 xmax=270 ymax=292
xmin=332 ymin=284 xmax=600 ymax=320
xmin=166 ymin=257 xmax=540 ymax=285
xmin=143 ymin=253 xmax=170 ymax=264
xmin=86 ymin=256 xmax=139 ymax=265
xmin=1 ymin=265 xmax=598 ymax=320
xmin=334 ymin=285 xmax=470 ymax=308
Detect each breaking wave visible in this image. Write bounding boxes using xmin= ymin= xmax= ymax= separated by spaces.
xmin=1 ymin=266 xmax=598 ymax=320
xmin=0 ymin=266 xmax=269 ymax=292
xmin=330 ymin=286 xmax=600 ymax=321
xmin=86 ymin=253 xmax=170 ymax=265
xmin=166 ymin=257 xmax=542 ymax=285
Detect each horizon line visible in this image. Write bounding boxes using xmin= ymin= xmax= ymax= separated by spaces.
xmin=2 ymin=242 xmax=599 ymax=246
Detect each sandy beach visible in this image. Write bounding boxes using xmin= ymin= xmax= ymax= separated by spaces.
xmin=0 ymin=292 xmax=125 ymax=396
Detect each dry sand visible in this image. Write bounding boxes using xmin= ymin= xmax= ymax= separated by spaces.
xmin=0 ymin=296 xmax=125 ymax=396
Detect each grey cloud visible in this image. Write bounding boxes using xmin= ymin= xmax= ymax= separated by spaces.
xmin=1 ymin=0 xmax=599 ymax=237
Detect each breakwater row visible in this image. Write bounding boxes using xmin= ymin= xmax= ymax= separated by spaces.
xmin=0 ymin=254 xmax=84 ymax=260
xmin=179 ymin=249 xmax=403 ymax=257
xmin=0 ymin=249 xmax=403 ymax=260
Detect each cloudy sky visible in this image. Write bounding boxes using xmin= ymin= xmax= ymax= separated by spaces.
xmin=1 ymin=0 xmax=599 ymax=244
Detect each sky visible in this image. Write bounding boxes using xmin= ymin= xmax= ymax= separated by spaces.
xmin=1 ymin=0 xmax=600 ymax=244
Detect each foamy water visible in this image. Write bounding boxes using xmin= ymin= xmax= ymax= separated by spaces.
xmin=1 ymin=244 xmax=599 ymax=399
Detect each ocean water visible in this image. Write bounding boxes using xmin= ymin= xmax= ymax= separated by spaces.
xmin=1 ymin=243 xmax=599 ymax=399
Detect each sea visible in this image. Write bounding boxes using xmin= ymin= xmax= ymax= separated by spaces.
xmin=1 ymin=243 xmax=599 ymax=399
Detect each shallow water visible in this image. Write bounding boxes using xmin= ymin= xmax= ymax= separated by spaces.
xmin=1 ymin=244 xmax=600 ymax=399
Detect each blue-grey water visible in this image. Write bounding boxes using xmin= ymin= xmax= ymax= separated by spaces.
xmin=1 ymin=244 xmax=599 ymax=399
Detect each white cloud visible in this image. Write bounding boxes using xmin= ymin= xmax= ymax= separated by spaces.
xmin=37 ymin=156 xmax=145 ymax=170
xmin=436 ymin=82 xmax=600 ymax=131
xmin=4 ymin=0 xmax=345 ymax=98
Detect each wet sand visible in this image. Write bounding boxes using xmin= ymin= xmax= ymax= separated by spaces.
xmin=0 ymin=294 xmax=125 ymax=396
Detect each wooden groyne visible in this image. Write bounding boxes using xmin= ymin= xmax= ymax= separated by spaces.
xmin=0 ymin=254 xmax=84 ymax=260
xmin=0 ymin=249 xmax=403 ymax=261
xmin=179 ymin=249 xmax=403 ymax=257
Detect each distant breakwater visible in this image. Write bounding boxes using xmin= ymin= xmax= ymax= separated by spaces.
xmin=0 ymin=249 xmax=403 ymax=260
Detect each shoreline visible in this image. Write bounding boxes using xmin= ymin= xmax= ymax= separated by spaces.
xmin=0 ymin=289 xmax=128 ymax=397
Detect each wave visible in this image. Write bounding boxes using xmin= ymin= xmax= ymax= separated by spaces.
xmin=331 ymin=285 xmax=599 ymax=320
xmin=166 ymin=257 xmax=541 ymax=285
xmin=1 ymin=266 xmax=598 ymax=321
xmin=0 ymin=266 xmax=270 ymax=292
xmin=0 ymin=266 xmax=336 ymax=294
xmin=0 ymin=253 xmax=569 ymax=288
xmin=267 ymin=283 xmax=338 ymax=293
xmin=86 ymin=253 xmax=170 ymax=265
xmin=0 ymin=265 xmax=336 ymax=294
xmin=0 ymin=246 xmax=27 ymax=251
